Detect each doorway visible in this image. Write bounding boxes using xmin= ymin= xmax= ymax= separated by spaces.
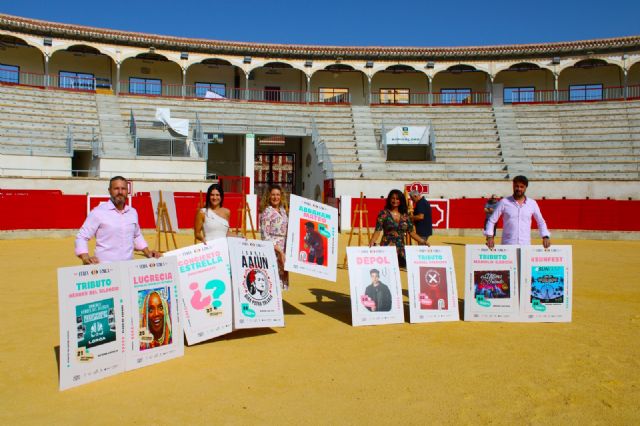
xmin=254 ymin=152 xmax=295 ymax=196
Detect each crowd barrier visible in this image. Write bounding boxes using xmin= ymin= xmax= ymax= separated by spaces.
xmin=1 ymin=190 xmax=639 ymax=232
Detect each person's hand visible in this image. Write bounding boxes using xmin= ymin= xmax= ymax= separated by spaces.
xmin=149 ymin=250 xmax=162 ymax=258
xmin=486 ymin=236 xmax=495 ymax=250
xmin=80 ymin=254 xmax=99 ymax=265
xmin=542 ymin=237 xmax=551 ymax=249
xmin=423 ymin=238 xmax=430 ymax=247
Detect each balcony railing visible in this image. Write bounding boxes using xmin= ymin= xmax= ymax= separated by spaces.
xmin=371 ymin=91 xmax=492 ymax=105
xmin=2 ymin=68 xmax=640 ymax=106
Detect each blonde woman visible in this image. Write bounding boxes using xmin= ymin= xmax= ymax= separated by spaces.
xmin=259 ymin=185 xmax=289 ymax=289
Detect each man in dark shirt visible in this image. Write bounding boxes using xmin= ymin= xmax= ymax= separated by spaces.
xmin=364 ymin=269 xmax=392 ymax=312
xmin=304 ymin=221 xmax=325 ymax=265
xmin=410 ymin=190 xmax=433 ymax=245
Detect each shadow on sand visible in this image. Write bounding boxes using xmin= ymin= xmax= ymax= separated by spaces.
xmin=300 ymin=288 xmax=352 ymax=326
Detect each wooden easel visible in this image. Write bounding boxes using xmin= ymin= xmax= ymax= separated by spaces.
xmin=234 ymin=193 xmax=257 ymax=239
xmin=155 ymin=191 xmax=178 ymax=252
xmin=194 ymin=190 xmax=204 ymax=244
xmin=342 ymin=192 xmax=371 ymax=268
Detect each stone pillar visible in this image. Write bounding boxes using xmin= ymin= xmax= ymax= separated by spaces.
xmin=245 ymin=133 xmax=255 ymax=194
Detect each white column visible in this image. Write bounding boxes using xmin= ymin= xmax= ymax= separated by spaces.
xmin=245 ymin=133 xmax=255 ymax=194
xmin=427 ymin=76 xmax=432 ymax=105
xmin=553 ymin=73 xmax=559 ymax=103
xmin=44 ymin=55 xmax=50 ymax=87
xmin=182 ymin=68 xmax=187 ymax=97
xmin=244 ymin=72 xmax=250 ymax=100
xmin=366 ymin=75 xmax=372 ymax=104
xmin=115 ymin=62 xmax=120 ymax=95
xmin=306 ymin=74 xmax=311 ymax=103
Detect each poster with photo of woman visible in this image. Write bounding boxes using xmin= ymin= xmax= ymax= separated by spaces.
xmin=228 ymin=237 xmax=285 ymax=329
xmin=405 ymin=246 xmax=459 ymax=323
xmin=123 ymin=256 xmax=184 ymax=371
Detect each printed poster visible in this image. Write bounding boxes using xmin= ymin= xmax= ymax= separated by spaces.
xmin=57 ymin=263 xmax=126 ymax=391
xmin=520 ymin=245 xmax=573 ymax=322
xmin=464 ymin=245 xmax=519 ymax=322
xmin=405 ymin=246 xmax=459 ymax=323
xmin=123 ymin=257 xmax=184 ymax=371
xmin=346 ymin=246 xmax=404 ymax=326
xmin=165 ymin=239 xmax=233 ymax=345
xmin=228 ymin=237 xmax=285 ymax=329
xmin=285 ymin=194 xmax=338 ymax=282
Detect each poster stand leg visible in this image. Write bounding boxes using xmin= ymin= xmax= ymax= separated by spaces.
xmin=155 ymin=190 xmax=178 ymax=253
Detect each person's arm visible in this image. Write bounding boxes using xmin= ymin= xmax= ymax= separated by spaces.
xmin=75 ymin=212 xmax=100 ymax=264
xmin=140 ymin=247 xmax=162 ymax=258
xmin=194 ymin=209 xmax=206 ymax=243
xmin=532 ymin=201 xmax=551 ymax=248
xmin=485 ymin=201 xmax=504 ymax=249
xmin=409 ymin=230 xmax=430 ymax=246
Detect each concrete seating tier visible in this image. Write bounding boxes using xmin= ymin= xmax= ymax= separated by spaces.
xmin=0 ymin=85 xmax=100 ymax=156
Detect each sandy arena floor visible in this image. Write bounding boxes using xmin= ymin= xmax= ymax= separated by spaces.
xmin=0 ymin=233 xmax=638 ymax=425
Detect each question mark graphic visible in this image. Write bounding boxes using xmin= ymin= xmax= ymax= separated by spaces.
xmin=189 ymin=282 xmax=211 ymax=310
xmin=205 ymin=279 xmax=226 ymax=309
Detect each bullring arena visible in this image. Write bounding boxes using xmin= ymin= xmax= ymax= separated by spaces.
xmin=0 ymin=12 xmax=639 ymax=424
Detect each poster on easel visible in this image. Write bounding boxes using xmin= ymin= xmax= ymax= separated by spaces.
xmin=123 ymin=257 xmax=184 ymax=371
xmin=405 ymin=246 xmax=459 ymax=323
xmin=285 ymin=194 xmax=338 ymax=282
xmin=464 ymin=245 xmax=519 ymax=322
xmin=228 ymin=237 xmax=284 ymax=329
xmin=346 ymin=246 xmax=404 ymax=327
xmin=165 ymin=239 xmax=233 ymax=345
xmin=57 ymin=263 xmax=126 ymax=390
xmin=520 ymin=245 xmax=573 ymax=322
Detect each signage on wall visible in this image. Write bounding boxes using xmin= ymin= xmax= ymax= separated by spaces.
xmin=405 ymin=182 xmax=429 ymax=195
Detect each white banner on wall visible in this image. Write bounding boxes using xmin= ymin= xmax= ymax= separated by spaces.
xmin=405 ymin=246 xmax=459 ymax=323
xmin=228 ymin=237 xmax=285 ymax=329
xmin=346 ymin=246 xmax=404 ymax=327
xmin=386 ymin=126 xmax=429 ymax=145
xmin=285 ymin=194 xmax=339 ymax=282
xmin=123 ymin=257 xmax=184 ymax=371
xmin=464 ymin=245 xmax=520 ymax=322
xmin=165 ymin=239 xmax=233 ymax=345
xmin=520 ymin=245 xmax=573 ymax=322
xmin=57 ymin=263 xmax=127 ymax=391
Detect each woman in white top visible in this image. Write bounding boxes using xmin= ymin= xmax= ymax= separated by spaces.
xmin=194 ymin=183 xmax=231 ymax=243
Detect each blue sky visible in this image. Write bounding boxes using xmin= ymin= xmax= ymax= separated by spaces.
xmin=2 ymin=1 xmax=639 ymax=47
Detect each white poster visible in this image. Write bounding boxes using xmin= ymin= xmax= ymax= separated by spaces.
xmin=228 ymin=237 xmax=285 ymax=329
xmin=285 ymin=194 xmax=338 ymax=282
xmin=346 ymin=246 xmax=404 ymax=327
xmin=520 ymin=246 xmax=573 ymax=322
xmin=150 ymin=191 xmax=179 ymax=231
xmin=57 ymin=263 xmax=126 ymax=391
xmin=386 ymin=126 xmax=429 ymax=145
xmin=165 ymin=239 xmax=233 ymax=345
xmin=464 ymin=245 xmax=519 ymax=322
xmin=405 ymin=246 xmax=459 ymax=323
xmin=123 ymin=257 xmax=184 ymax=371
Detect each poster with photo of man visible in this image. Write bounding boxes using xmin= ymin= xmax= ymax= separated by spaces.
xmin=464 ymin=245 xmax=520 ymax=322
xmin=228 ymin=237 xmax=285 ymax=329
xmin=405 ymin=246 xmax=459 ymax=323
xmin=346 ymin=246 xmax=404 ymax=326
xmin=57 ymin=263 xmax=126 ymax=390
xmin=122 ymin=257 xmax=184 ymax=371
xmin=520 ymin=245 xmax=572 ymax=322
xmin=165 ymin=239 xmax=233 ymax=345
xmin=285 ymin=194 xmax=338 ymax=282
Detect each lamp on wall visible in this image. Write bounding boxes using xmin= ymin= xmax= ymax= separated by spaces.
xmin=43 ymin=37 xmax=52 ymax=46
xmin=180 ymin=52 xmax=188 ymax=60
xmin=552 ymin=57 xmax=561 ymax=65
xmin=426 ymin=61 xmax=435 ymax=69
xmin=305 ymin=60 xmax=313 ymax=67
xmin=243 ymin=56 xmax=252 ymax=64
xmin=365 ymin=61 xmax=374 ymax=68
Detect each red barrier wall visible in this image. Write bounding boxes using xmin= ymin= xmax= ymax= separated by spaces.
xmin=1 ymin=190 xmax=638 ymax=232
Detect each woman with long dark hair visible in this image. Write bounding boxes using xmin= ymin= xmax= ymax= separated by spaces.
xmin=369 ymin=189 xmax=429 ymax=267
xmin=194 ymin=183 xmax=231 ymax=242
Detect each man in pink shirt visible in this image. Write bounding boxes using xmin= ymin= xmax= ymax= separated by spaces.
xmin=485 ymin=175 xmax=551 ymax=249
xmin=75 ymin=176 xmax=161 ymax=264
